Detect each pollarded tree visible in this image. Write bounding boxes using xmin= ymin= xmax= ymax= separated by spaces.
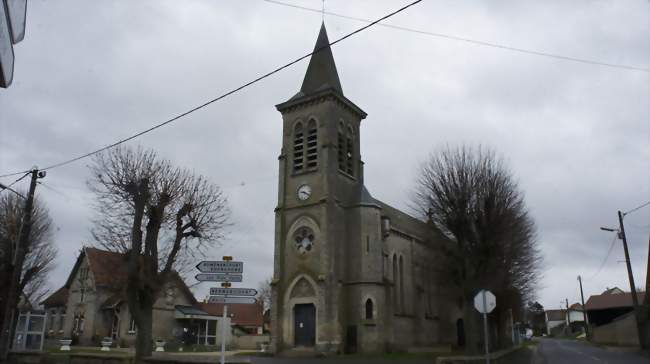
xmin=412 ymin=145 xmax=541 ymax=353
xmin=88 ymin=146 xmax=229 ymax=360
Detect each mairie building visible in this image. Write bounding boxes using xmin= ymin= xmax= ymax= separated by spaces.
xmin=269 ymin=24 xmax=461 ymax=354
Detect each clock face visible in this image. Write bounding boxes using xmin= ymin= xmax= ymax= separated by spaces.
xmin=297 ymin=184 xmax=312 ymax=201
xmin=294 ymin=227 xmax=314 ymax=254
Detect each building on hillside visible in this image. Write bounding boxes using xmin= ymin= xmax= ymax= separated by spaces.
xmin=41 ymin=247 xmax=229 ymax=346
xmin=269 ymin=23 xmax=460 ymax=354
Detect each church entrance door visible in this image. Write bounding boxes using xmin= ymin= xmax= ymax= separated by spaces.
xmin=293 ymin=304 xmax=316 ymax=347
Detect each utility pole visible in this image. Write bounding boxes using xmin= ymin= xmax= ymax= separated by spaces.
xmin=0 ymin=168 xmax=43 ymax=359
xmin=565 ymin=298 xmax=571 ymax=334
xmin=577 ymin=275 xmax=589 ymax=337
xmin=616 ymin=210 xmax=646 ymax=349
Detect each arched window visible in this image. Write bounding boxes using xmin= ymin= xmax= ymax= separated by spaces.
xmin=337 ymin=123 xmax=345 ymax=172
xmin=365 ymin=299 xmax=374 ymax=319
xmin=392 ymin=254 xmax=399 ymax=313
xmin=399 ymin=255 xmax=405 ymax=313
xmin=346 ymin=126 xmax=354 ymax=175
xmin=305 ymin=119 xmax=318 ymax=169
xmin=293 ymin=122 xmax=304 ymax=172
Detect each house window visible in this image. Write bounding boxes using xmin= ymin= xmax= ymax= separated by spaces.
xmin=59 ymin=310 xmax=66 ymax=331
xmin=80 ymin=288 xmax=85 ymax=303
xmin=293 ymin=122 xmax=304 ymax=172
xmin=305 ymin=120 xmax=318 ymax=169
xmin=73 ymin=314 xmax=85 ymax=334
xmin=365 ymin=299 xmax=374 ymax=320
xmin=49 ymin=310 xmax=56 ymax=330
xmin=128 ymin=316 xmax=137 ymax=334
xmin=365 ymin=236 xmax=370 ymax=254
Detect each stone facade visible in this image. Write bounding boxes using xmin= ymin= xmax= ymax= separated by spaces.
xmin=42 ymin=247 xmax=198 ymax=346
xmin=270 ymin=24 xmax=461 ymax=354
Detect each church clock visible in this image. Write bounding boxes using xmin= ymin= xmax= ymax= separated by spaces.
xmin=297 ymin=184 xmax=312 ymax=201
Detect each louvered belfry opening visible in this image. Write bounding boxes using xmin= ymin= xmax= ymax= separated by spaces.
xmin=293 ymin=122 xmax=304 ymax=172
xmin=305 ymin=120 xmax=318 ymax=169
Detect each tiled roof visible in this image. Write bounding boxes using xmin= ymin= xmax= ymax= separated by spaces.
xmin=41 ymin=287 xmax=68 ymax=308
xmin=546 ymin=309 xmax=566 ymax=321
xmin=198 ymin=302 xmax=263 ymax=327
xmin=85 ymin=247 xmax=128 ymax=290
xmin=585 ymin=291 xmax=646 ymax=311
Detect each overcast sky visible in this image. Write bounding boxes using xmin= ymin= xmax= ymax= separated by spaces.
xmin=1 ymin=0 xmax=648 ymax=312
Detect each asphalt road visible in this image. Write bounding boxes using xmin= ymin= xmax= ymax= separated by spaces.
xmin=535 ymin=338 xmax=649 ymax=364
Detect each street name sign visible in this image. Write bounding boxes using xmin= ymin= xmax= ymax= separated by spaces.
xmin=474 ymin=289 xmax=496 ymax=314
xmin=196 ymin=260 xmax=243 ymax=274
xmin=210 ymin=288 xmax=257 ymax=297
xmin=207 ymin=296 xmax=256 ymax=304
xmin=195 ymin=273 xmax=243 ymax=282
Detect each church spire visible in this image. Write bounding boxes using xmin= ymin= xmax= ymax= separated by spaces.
xmin=300 ymin=23 xmax=343 ymax=95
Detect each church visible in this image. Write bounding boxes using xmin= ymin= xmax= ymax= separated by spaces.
xmin=269 ymin=24 xmax=462 ymax=354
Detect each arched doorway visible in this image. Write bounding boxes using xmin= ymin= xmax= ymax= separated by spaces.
xmin=456 ymin=318 xmax=465 ymax=347
xmin=293 ymin=303 xmax=316 ymax=347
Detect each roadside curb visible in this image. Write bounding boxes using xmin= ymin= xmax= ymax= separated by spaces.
xmin=435 ymin=345 xmax=523 ymax=364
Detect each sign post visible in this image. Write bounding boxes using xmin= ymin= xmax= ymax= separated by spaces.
xmin=474 ymin=289 xmax=496 ymax=364
xmin=195 ymin=256 xmax=257 ymax=364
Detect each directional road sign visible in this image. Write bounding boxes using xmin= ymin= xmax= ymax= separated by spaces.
xmin=207 ymin=296 xmax=256 ymax=304
xmin=210 ymin=288 xmax=257 ymax=297
xmin=196 ymin=260 xmax=243 ymax=274
xmin=474 ymin=289 xmax=496 ymax=314
xmin=195 ymin=273 xmax=243 ymax=283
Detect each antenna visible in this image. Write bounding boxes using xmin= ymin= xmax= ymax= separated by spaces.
xmin=322 ymin=0 xmax=325 ymax=22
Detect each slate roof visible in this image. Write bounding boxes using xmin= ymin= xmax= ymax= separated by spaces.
xmin=585 ymin=291 xmax=646 ymax=311
xmin=300 ymin=22 xmax=343 ymax=96
xmin=198 ymin=302 xmax=263 ymax=327
xmin=41 ymin=287 xmax=68 ymax=308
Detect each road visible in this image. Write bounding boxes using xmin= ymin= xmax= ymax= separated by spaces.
xmin=534 ymin=338 xmax=649 ymax=364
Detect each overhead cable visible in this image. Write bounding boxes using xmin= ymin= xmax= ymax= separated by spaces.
xmin=0 ymin=0 xmax=423 ymax=178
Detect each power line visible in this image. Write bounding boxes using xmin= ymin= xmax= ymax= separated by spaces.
xmin=0 ymin=0 xmax=423 ymax=178
xmin=624 ymin=201 xmax=650 ymax=216
xmin=0 ymin=172 xmax=31 ymax=198
xmin=263 ymin=0 xmax=650 ymax=73
xmin=586 ymin=233 xmax=618 ymax=281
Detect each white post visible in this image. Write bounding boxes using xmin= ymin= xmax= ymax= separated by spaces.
xmin=482 ymin=291 xmax=490 ymax=364
xmin=220 ymin=303 xmax=228 ymax=364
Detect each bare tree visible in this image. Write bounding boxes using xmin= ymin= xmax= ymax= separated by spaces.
xmin=88 ymin=146 xmax=229 ymax=360
xmin=412 ymin=145 xmax=541 ymax=353
xmin=257 ymin=277 xmax=272 ymax=312
xmin=0 ymin=193 xmax=57 ymax=330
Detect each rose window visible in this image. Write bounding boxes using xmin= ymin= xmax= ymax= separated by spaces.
xmin=294 ymin=227 xmax=315 ymax=254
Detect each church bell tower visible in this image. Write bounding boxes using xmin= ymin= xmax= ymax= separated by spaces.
xmin=270 ymin=23 xmax=367 ymax=353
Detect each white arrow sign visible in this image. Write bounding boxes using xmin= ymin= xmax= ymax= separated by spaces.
xmin=196 ymin=261 xmax=243 ymax=274
xmin=210 ymin=288 xmax=257 ymax=297
xmin=195 ymin=273 xmax=243 ymax=282
xmin=208 ymin=296 xmax=257 ymax=304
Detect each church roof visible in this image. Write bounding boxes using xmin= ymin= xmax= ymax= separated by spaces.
xmin=300 ymin=23 xmax=343 ymax=96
